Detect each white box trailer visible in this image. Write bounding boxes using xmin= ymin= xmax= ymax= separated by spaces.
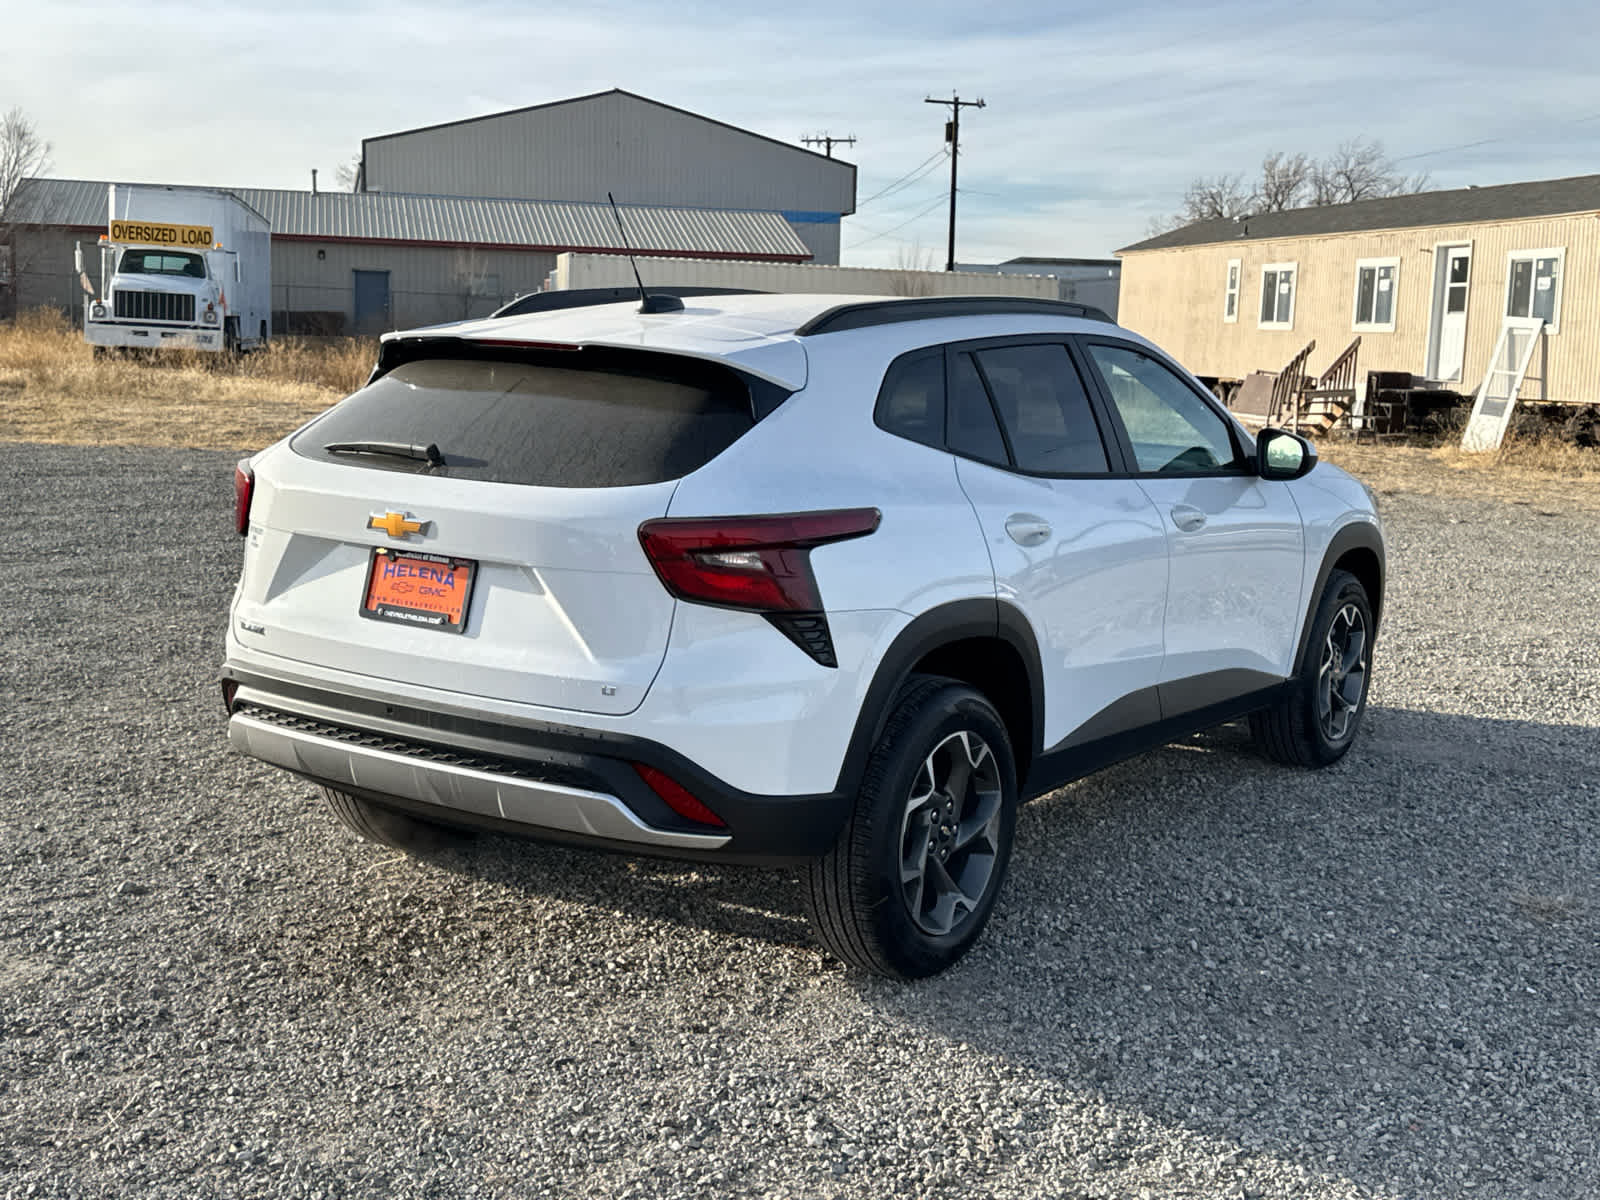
xmin=544 ymin=253 xmax=1060 ymax=300
xmin=80 ymin=185 xmax=271 ymax=354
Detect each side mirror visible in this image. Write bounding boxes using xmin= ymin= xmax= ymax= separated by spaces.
xmin=1257 ymin=428 xmax=1317 ymax=481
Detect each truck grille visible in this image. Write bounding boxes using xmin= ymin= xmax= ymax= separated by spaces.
xmin=114 ymin=291 xmax=195 ymax=323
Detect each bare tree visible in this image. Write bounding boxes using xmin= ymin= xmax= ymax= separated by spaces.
xmin=0 ymin=107 xmax=51 ymax=217
xmin=333 ymin=156 xmax=361 ymax=192
xmin=1309 ymin=137 xmax=1424 ymax=205
xmin=888 ymin=243 xmax=937 ymax=296
xmin=1181 ymin=173 xmax=1251 ymax=222
xmin=1254 ymin=151 xmax=1312 ymax=212
xmin=1152 ymin=137 xmax=1432 ymax=235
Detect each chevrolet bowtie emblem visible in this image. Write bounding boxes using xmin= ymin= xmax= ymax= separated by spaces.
xmin=368 ymin=511 xmax=429 ymax=539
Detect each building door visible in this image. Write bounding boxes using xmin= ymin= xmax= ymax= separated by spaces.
xmin=1428 ymin=245 xmax=1471 ymax=381
xmin=352 ymin=270 xmax=391 ymax=335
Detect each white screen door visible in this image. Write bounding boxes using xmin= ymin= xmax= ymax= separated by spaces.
xmin=1431 ymin=246 xmax=1471 ymax=381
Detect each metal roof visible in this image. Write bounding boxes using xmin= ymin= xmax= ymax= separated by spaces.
xmin=1119 ymin=173 xmax=1600 ymax=254
xmin=364 ymin=88 xmax=857 ymax=173
xmin=6 ymin=177 xmax=812 ymax=260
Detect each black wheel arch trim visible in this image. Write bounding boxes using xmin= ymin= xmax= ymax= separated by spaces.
xmin=1292 ymin=520 xmax=1385 ymax=676
xmin=831 ymin=597 xmax=1046 ymax=799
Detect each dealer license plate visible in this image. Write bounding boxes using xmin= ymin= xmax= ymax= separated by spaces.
xmin=361 ymin=548 xmax=477 ymax=633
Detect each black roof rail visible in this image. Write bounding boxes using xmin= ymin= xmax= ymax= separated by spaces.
xmin=793 ymin=295 xmax=1113 ymax=337
xmin=491 ymin=286 xmax=767 ymax=319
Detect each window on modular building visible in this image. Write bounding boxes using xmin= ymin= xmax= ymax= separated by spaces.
xmin=1259 ymin=263 xmax=1296 ymax=328
xmin=1353 ymin=259 xmax=1399 ymax=331
xmin=1224 ymin=259 xmax=1240 ymax=322
xmin=1506 ymin=250 xmax=1563 ymax=330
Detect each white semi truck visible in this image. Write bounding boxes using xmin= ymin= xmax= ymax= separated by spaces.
xmin=79 ymin=184 xmax=270 ymax=354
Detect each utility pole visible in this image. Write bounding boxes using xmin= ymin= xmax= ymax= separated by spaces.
xmin=801 ymin=133 xmax=856 ymax=159
xmin=924 ymin=93 xmax=985 ymax=271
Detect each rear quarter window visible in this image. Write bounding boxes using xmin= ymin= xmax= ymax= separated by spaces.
xmin=294 ymin=352 xmax=761 ymax=488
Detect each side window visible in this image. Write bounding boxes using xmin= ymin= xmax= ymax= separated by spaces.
xmin=874 ymin=348 xmax=945 ymax=449
xmin=1084 ymin=343 xmax=1241 ymax=474
xmin=946 ymin=351 xmax=1008 ymax=466
xmin=971 ymin=344 xmax=1109 ymax=475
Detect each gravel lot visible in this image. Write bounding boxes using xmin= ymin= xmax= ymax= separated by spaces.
xmin=2 ymin=441 xmax=1596 ymax=1199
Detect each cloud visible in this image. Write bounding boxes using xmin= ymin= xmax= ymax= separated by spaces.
xmin=10 ymin=0 xmax=1600 ymax=268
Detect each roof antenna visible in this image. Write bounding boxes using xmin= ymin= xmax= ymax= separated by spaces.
xmin=606 ymin=192 xmax=684 ymax=314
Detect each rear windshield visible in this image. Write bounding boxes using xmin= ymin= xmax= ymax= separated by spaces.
xmin=292 ymin=352 xmax=759 ymax=488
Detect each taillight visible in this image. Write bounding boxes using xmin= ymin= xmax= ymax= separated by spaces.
xmin=633 ymin=763 xmax=726 ymax=829
xmin=637 ymin=508 xmax=880 ymax=612
xmin=637 ymin=508 xmax=880 ymax=668
xmin=233 ymin=460 xmax=254 ymax=536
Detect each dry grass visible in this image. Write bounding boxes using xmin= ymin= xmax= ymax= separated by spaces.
xmin=0 ymin=308 xmax=375 ymax=452
xmin=1320 ymin=431 xmax=1600 ymax=512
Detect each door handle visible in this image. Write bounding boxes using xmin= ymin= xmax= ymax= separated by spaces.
xmin=1170 ymin=505 xmax=1207 ymax=532
xmin=1005 ymin=514 xmax=1052 ymax=547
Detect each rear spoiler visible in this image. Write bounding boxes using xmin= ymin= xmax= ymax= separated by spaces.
xmin=364 ymin=335 xmax=795 ymax=421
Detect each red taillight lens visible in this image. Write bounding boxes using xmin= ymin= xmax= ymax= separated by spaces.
xmin=637 ymin=508 xmax=880 ymax=613
xmin=633 ymin=763 xmax=726 ymax=829
xmin=233 ymin=460 xmax=254 ymax=536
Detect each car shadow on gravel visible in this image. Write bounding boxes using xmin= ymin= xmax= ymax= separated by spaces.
xmin=862 ymin=706 xmax=1600 ymax=1199
xmin=410 ymin=833 xmax=815 ymax=950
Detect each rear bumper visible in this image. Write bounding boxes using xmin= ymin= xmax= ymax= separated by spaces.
xmin=222 ymin=665 xmax=852 ymax=864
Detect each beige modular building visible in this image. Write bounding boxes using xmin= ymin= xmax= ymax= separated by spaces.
xmin=1116 ymin=174 xmax=1600 ymax=405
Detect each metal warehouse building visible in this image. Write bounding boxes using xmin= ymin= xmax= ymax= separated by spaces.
xmin=358 ymin=89 xmax=856 ymax=265
xmin=2 ymin=89 xmax=856 ymax=332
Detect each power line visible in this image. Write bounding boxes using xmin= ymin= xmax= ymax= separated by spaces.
xmin=844 ymin=193 xmax=950 ymax=250
xmin=859 ymin=153 xmax=950 ymax=209
xmin=1392 ymin=111 xmax=1600 ymax=164
xmin=857 ymin=149 xmax=948 ymax=207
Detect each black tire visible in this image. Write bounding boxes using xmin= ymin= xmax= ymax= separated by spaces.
xmin=1250 ymin=568 xmax=1374 ymax=766
xmin=804 ymin=675 xmax=1018 ymax=979
xmin=223 ymin=317 xmax=240 ymax=357
xmin=320 ymin=787 xmax=470 ymax=854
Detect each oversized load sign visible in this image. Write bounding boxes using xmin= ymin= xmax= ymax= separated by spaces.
xmin=108 ymin=220 xmax=215 ymax=249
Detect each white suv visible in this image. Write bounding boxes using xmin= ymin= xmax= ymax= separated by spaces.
xmin=223 ymin=293 xmax=1383 ymax=978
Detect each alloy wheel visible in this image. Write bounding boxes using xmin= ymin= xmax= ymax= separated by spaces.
xmin=1317 ymin=602 xmax=1368 ymax=742
xmin=898 ymin=730 xmax=1004 ymax=937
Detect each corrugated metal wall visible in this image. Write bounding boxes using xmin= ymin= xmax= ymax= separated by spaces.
xmin=8 ymin=228 xmax=557 ymax=333
xmin=365 ymin=92 xmax=855 ymax=217
xmin=10 ymin=229 xmax=93 ymax=315
xmin=553 ymin=254 xmax=1059 ymax=299
xmin=271 ymin=242 xmax=558 ymax=330
xmin=1119 ymin=212 xmax=1600 ymax=403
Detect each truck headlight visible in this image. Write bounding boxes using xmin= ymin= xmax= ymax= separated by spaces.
xmin=202 ymin=309 xmax=219 ymax=325
xmin=91 ymin=302 xmax=107 ymax=320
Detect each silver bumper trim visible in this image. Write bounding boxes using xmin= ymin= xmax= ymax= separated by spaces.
xmin=228 ymin=713 xmax=730 ymax=851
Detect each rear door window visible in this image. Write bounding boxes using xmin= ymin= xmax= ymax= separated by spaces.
xmin=971 ymin=344 xmax=1110 ymax=475
xmin=946 ymin=351 xmax=1009 ymax=466
xmin=874 ymin=348 xmax=945 ymax=448
xmin=294 ymin=352 xmax=759 ymax=488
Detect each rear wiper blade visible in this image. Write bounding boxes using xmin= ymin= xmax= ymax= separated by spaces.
xmin=323 ymin=440 xmax=444 ymax=468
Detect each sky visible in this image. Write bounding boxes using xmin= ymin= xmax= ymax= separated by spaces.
xmin=9 ymin=0 xmax=1600 ymax=268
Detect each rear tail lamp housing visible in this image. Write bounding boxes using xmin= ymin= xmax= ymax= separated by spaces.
xmin=233 ymin=460 xmax=254 ymax=535
xmin=638 ymin=508 xmax=880 ymax=667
